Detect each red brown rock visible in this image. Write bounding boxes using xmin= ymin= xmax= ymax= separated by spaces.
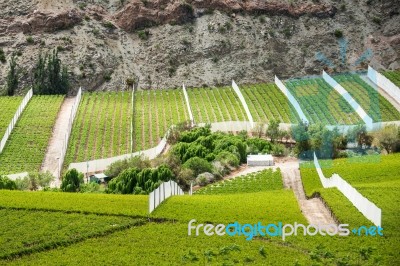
xmin=114 ymin=0 xmax=337 ymax=32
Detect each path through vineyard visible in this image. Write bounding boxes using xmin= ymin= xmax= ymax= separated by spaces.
xmin=41 ymin=97 xmax=76 ymax=185
xmin=279 ymin=160 xmax=336 ymax=226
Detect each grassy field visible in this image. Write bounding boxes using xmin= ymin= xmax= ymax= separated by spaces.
xmin=0 ymin=96 xmax=64 ymax=174
xmin=0 ymin=96 xmax=22 ymax=139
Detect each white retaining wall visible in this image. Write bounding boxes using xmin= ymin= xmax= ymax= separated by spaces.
xmin=5 ymin=172 xmax=28 ymax=180
xmin=274 ymin=76 xmax=309 ymax=124
xmin=322 ymin=71 xmax=373 ymax=128
xmin=149 ymin=180 xmax=184 ymax=213
xmin=367 ymin=66 xmax=400 ymax=105
xmin=69 ymin=136 xmax=167 ymax=174
xmin=182 ymin=84 xmax=194 ymax=125
xmin=0 ymin=89 xmax=33 ymax=154
xmin=232 ymin=80 xmax=254 ymax=128
xmin=313 ymin=153 xmax=381 ymax=227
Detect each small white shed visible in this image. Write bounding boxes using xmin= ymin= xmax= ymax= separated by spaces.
xmin=247 ymin=154 xmax=274 ymax=166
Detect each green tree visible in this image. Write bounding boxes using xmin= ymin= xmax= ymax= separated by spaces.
xmin=61 ymin=169 xmax=84 ymax=192
xmin=373 ymin=125 xmax=400 ymax=153
xmin=6 ymin=54 xmax=18 ymax=96
xmin=33 ymin=50 xmax=70 ymax=95
xmin=266 ymin=119 xmax=281 ymax=143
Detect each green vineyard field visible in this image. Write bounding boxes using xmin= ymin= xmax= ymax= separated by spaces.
xmin=65 ymin=92 xmax=132 ymax=165
xmin=334 ymin=74 xmax=400 ymax=122
xmin=187 ymin=87 xmax=247 ymax=123
xmin=0 ymin=96 xmax=22 ymax=139
xmin=285 ymin=78 xmax=361 ymax=124
xmin=382 ymin=70 xmax=400 ymax=87
xmin=240 ymin=83 xmax=300 ymax=123
xmin=133 ymin=89 xmax=189 ymax=151
xmin=0 ymin=96 xmax=63 ymax=174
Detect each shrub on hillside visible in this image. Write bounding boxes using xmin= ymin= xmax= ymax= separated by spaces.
xmin=183 ymin=157 xmax=213 ymax=176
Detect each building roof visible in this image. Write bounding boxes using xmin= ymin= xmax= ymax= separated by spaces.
xmin=91 ymin=173 xmax=108 ymax=179
xmin=247 ymin=154 xmax=273 ymax=161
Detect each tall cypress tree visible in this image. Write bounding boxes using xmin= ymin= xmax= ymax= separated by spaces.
xmin=33 ymin=49 xmax=69 ymax=95
xmin=6 ymin=54 xmax=18 ymax=96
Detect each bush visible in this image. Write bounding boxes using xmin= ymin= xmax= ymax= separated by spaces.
xmin=334 ymin=29 xmax=343 ymax=38
xmin=196 ymin=172 xmax=214 ymax=186
xmin=26 ymin=36 xmax=34 ymax=44
xmin=0 ymin=176 xmax=17 ymax=190
xmin=0 ymin=48 xmax=5 ymax=63
xmin=215 ymin=151 xmax=240 ymax=168
xmin=61 ymin=169 xmax=84 ymax=192
xmin=271 ymin=143 xmax=285 ymax=156
xmin=138 ymin=30 xmax=150 ymax=40
xmin=183 ymin=157 xmax=213 ymax=176
xmin=105 ymin=155 xmax=150 ymax=178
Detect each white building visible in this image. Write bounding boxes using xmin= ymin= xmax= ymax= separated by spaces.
xmin=247 ymin=154 xmax=274 ymax=166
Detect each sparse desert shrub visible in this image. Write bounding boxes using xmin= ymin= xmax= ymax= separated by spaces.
xmin=334 ymin=29 xmax=343 ymax=38
xmin=26 ymin=36 xmax=34 ymax=44
xmin=138 ymin=30 xmax=150 ymax=40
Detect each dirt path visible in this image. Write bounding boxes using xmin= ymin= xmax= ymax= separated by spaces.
xmin=41 ymin=97 xmax=76 ymax=185
xmin=277 ymin=160 xmax=336 ymax=226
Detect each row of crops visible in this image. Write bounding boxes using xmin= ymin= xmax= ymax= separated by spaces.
xmin=0 ymin=96 xmax=64 ymax=175
xmin=285 ymin=78 xmax=362 ymax=125
xmin=0 ymin=96 xmax=22 ymax=139
xmin=194 ymin=168 xmax=283 ymax=195
xmin=187 ymin=87 xmax=247 ymax=123
xmin=65 ymin=92 xmax=132 ymax=166
xmin=334 ymin=74 xmax=400 ymax=122
xmin=240 ymin=83 xmax=300 ymax=123
xmin=382 ymin=70 xmax=400 ymax=87
xmin=133 ymin=89 xmax=189 ymax=151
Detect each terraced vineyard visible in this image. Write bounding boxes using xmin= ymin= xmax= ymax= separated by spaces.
xmin=240 ymin=83 xmax=300 ymax=123
xmin=285 ymin=78 xmax=361 ymax=124
xmin=194 ymin=169 xmax=283 ymax=195
xmin=334 ymin=74 xmax=400 ymax=122
xmin=187 ymin=87 xmax=247 ymax=123
xmin=65 ymin=92 xmax=132 ymax=165
xmin=0 ymin=96 xmax=23 ymax=139
xmin=382 ymin=70 xmax=400 ymax=87
xmin=133 ymin=89 xmax=188 ymax=151
xmin=0 ymin=96 xmax=64 ymax=174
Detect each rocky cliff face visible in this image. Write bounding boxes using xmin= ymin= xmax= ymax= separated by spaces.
xmin=0 ymin=0 xmax=399 ymax=94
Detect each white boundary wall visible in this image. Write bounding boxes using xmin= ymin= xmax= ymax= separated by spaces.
xmin=367 ymin=66 xmax=400 ymax=105
xmin=69 ymin=136 xmax=167 ymax=174
xmin=313 ymin=153 xmax=381 ymax=227
xmin=58 ymin=88 xmax=82 ymax=178
xmin=149 ymin=180 xmax=184 ymax=213
xmin=274 ymin=76 xmax=309 ymax=124
xmin=0 ymin=89 xmax=33 ymax=154
xmin=182 ymin=84 xmax=194 ymax=125
xmin=232 ymin=80 xmax=254 ymax=128
xmin=322 ymin=71 xmax=373 ymax=128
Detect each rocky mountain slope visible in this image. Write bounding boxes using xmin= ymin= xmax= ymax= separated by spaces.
xmin=0 ymin=0 xmax=399 ymax=94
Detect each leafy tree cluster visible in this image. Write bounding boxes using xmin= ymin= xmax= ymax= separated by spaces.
xmin=33 ymin=50 xmax=70 ymax=95
xmin=292 ymin=121 xmax=348 ymax=159
xmin=107 ymin=165 xmax=174 ymax=194
xmin=0 ymin=176 xmax=17 ymax=190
